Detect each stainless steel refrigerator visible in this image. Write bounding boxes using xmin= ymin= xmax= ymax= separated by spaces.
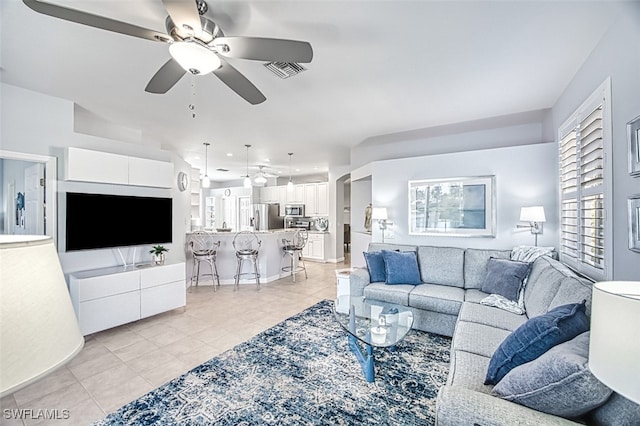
xmin=251 ymin=204 xmax=283 ymax=231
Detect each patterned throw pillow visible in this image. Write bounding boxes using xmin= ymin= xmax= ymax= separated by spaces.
xmin=492 ymin=332 xmax=612 ymax=417
xmin=484 ymin=301 xmax=589 ymax=385
xmin=363 ymin=251 xmax=386 ymax=282
xmin=382 ymin=250 xmax=422 ymax=285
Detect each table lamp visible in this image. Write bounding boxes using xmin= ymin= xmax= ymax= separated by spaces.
xmin=0 ymin=235 xmax=84 ymax=398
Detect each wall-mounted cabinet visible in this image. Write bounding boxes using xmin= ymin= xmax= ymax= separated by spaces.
xmin=68 ymin=262 xmax=186 ymax=335
xmin=260 ymin=182 xmax=328 ymax=216
xmin=65 ymin=147 xmax=173 ymax=188
xmin=304 ymin=182 xmax=328 ymax=216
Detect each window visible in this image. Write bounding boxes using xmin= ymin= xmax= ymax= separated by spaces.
xmin=558 ymin=79 xmax=612 ymax=280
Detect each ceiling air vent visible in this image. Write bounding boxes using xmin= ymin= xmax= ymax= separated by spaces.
xmin=216 ymin=168 xmax=229 ymax=172
xmin=264 ymin=62 xmax=307 ymax=79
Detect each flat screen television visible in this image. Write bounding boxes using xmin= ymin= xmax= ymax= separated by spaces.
xmin=66 ymin=192 xmax=172 ymax=251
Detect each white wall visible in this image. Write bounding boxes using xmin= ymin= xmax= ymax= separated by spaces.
xmin=370 ymin=142 xmax=558 ymax=250
xmin=1 ymin=83 xmax=192 ymax=273
xmin=550 ymin=7 xmax=640 ymax=281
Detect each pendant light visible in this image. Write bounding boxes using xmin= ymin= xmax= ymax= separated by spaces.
xmin=202 ymin=142 xmax=211 ymax=188
xmin=287 ymin=152 xmax=294 ymax=191
xmin=243 ymin=144 xmax=252 ymax=188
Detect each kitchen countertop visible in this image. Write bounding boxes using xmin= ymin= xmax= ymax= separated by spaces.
xmin=186 ymin=229 xmax=295 ymax=235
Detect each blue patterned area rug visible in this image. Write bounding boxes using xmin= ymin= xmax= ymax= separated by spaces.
xmin=94 ymin=300 xmax=451 ymax=425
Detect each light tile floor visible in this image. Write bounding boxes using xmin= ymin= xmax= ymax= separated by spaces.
xmin=1 ymin=257 xmax=350 ymax=426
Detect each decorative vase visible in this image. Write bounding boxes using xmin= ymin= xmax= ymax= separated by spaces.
xmin=153 ymin=253 xmax=165 ymax=265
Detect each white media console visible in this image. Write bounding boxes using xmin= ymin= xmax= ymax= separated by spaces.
xmin=68 ymin=262 xmax=186 ymax=336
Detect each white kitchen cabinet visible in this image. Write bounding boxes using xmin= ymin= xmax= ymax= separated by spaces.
xmin=303 ymin=233 xmax=326 ymax=262
xmin=287 ymin=185 xmax=305 ymax=204
xmin=260 ymin=186 xmax=278 ymax=204
xmin=303 ymin=182 xmax=329 ymax=216
xmin=65 ymin=147 xmax=173 ymax=188
xmin=69 ymin=262 xmax=186 ymax=335
xmin=277 ymin=186 xmax=288 ymax=214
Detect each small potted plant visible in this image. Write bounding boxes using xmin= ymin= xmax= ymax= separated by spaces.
xmin=149 ymin=245 xmax=168 ymax=265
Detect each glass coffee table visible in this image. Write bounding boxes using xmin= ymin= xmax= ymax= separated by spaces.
xmin=333 ymin=295 xmax=414 ymax=382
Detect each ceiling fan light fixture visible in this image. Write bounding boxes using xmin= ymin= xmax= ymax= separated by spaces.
xmin=254 ymin=174 xmax=267 ymax=185
xmin=169 ymin=40 xmax=221 ymax=75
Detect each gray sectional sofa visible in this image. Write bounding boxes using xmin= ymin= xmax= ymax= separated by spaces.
xmin=350 ymin=242 xmax=639 ymax=426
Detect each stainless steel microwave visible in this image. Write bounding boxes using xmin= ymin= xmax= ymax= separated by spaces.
xmin=284 ymin=204 xmax=305 ymax=217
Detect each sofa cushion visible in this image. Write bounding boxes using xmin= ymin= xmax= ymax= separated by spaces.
xmin=524 ymin=257 xmax=574 ymax=318
xmin=484 ymin=301 xmax=589 ymax=385
xmin=464 ymin=248 xmax=511 ymax=289
xmin=547 ymin=276 xmax=594 ymax=318
xmin=408 ymin=284 xmax=464 ymax=316
xmin=458 ymin=302 xmax=528 ymax=332
xmin=417 ymin=246 xmax=465 ymax=288
xmin=492 ymin=332 xmax=612 ymax=418
xmin=363 ymin=251 xmax=386 ymax=283
xmin=453 ymin=321 xmax=511 ymax=358
xmin=480 ymin=258 xmax=531 ymax=302
xmin=447 ymin=349 xmax=494 ymax=394
xmin=464 ymin=289 xmax=489 ymax=304
xmin=363 ymin=283 xmax=413 ymax=306
xmin=588 ymin=393 xmax=640 ymax=426
xmin=382 ymin=250 xmax=422 ymax=285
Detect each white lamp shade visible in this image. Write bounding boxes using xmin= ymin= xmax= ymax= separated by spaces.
xmin=519 ymin=206 xmax=546 ymax=222
xmin=201 ymin=175 xmax=210 ymax=188
xmin=372 ymin=207 xmax=388 ymax=220
xmin=243 ymin=176 xmax=252 ymax=188
xmin=0 ymin=236 xmax=84 ymax=397
xmin=169 ymin=41 xmax=221 ymax=75
xmin=254 ymin=175 xmax=267 ymax=185
xmin=589 ymin=281 xmax=640 ymax=404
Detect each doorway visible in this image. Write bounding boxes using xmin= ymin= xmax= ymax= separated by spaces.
xmin=0 ymin=151 xmax=57 ymax=241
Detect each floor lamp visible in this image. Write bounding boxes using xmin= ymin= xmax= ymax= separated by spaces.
xmin=0 ymin=235 xmax=84 ymax=398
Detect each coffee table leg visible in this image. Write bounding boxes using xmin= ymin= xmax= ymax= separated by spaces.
xmin=348 ymin=335 xmax=375 ymax=383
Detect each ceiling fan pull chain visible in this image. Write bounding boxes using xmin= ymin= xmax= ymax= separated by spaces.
xmin=189 ymin=75 xmax=196 ymax=118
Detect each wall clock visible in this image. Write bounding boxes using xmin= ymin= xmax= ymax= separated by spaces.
xmin=224 ymin=189 xmax=231 ymax=197
xmin=177 ymin=172 xmax=189 ymax=192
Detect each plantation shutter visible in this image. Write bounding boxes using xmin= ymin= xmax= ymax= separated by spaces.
xmin=558 ymin=80 xmax=610 ymax=280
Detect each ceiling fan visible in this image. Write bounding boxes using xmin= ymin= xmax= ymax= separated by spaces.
xmin=22 ymin=0 xmax=313 ymax=104
xmin=252 ymin=165 xmax=278 ymax=185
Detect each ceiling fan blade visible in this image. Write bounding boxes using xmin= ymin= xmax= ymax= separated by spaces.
xmin=161 ymin=0 xmax=202 ymax=37
xmin=145 ymin=58 xmax=187 ymax=94
xmin=213 ymin=59 xmax=266 ymax=105
xmin=213 ymin=37 xmax=313 ymax=63
xmin=22 ymin=0 xmax=171 ymax=43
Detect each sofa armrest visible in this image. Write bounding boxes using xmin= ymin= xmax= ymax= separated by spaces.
xmin=436 ymin=386 xmax=582 ymax=426
xmin=350 ymin=268 xmax=370 ymax=297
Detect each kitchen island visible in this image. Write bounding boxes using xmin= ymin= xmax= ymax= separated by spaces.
xmin=185 ymin=229 xmax=297 ymax=287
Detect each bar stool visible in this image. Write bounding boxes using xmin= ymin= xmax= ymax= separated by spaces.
xmin=188 ymin=231 xmax=221 ymax=291
xmin=232 ymin=231 xmax=261 ymax=291
xmin=281 ymin=229 xmax=308 ymax=282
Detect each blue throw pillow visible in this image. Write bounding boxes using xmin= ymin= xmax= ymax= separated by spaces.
xmin=481 ymin=257 xmax=531 ymax=302
xmin=382 ymin=250 xmax=422 ymax=285
xmin=363 ymin=251 xmax=386 ymax=282
xmin=484 ymin=301 xmax=589 ymax=385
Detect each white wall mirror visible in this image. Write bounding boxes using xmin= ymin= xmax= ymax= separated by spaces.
xmin=408 ymin=175 xmax=496 ymax=237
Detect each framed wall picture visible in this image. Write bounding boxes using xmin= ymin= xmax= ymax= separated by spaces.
xmin=408 ymin=175 xmax=496 ymax=237
xmin=629 ymin=195 xmax=640 ymax=253
xmin=628 ymin=114 xmax=640 ymax=176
